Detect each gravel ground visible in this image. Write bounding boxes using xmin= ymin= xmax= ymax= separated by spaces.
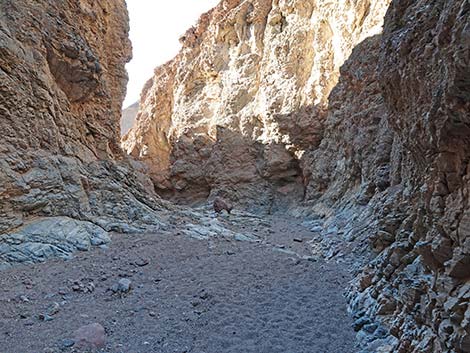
xmin=0 ymin=216 xmax=357 ymax=353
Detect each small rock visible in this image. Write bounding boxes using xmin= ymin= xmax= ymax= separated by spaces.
xmin=47 ymin=302 xmax=61 ymax=316
xmin=111 ymin=278 xmax=132 ymax=293
xmin=135 ymin=258 xmax=149 ymax=267
xmin=198 ymin=289 xmax=210 ymax=300
xmin=74 ymin=323 xmax=106 ymax=349
xmin=363 ymin=323 xmax=379 ymax=334
xmin=447 ymin=252 xmax=470 ymax=278
xmin=353 ymin=317 xmax=371 ymax=331
xmin=19 ymin=295 xmax=30 ymax=302
xmin=59 ymin=339 xmax=75 ymax=349
xmin=293 ymin=238 xmax=303 ymax=243
xmin=213 ymin=197 xmax=233 ymax=214
xmin=148 ymin=311 xmax=156 ymax=317
xmin=38 ymin=314 xmax=54 ymax=322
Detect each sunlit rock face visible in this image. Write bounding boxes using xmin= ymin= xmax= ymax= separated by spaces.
xmin=0 ymin=0 xmax=170 ymax=267
xmin=122 ymin=0 xmax=390 ymax=210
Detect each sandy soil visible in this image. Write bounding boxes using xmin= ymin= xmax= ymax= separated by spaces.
xmin=0 ymin=215 xmax=357 ymax=353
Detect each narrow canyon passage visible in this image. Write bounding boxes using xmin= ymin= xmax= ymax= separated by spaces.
xmin=2 ymin=0 xmax=468 ymax=351
xmin=0 ymin=213 xmax=357 ymax=353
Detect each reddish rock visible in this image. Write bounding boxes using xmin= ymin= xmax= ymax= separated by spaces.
xmin=74 ymin=323 xmax=106 ymax=349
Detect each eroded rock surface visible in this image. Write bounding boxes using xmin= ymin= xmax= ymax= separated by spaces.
xmin=122 ymin=0 xmax=390 ymax=211
xmin=123 ymin=0 xmax=470 ymax=351
xmin=0 ymin=0 xmax=173 ymax=267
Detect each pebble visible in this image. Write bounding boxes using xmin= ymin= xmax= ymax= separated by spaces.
xmin=135 ymin=258 xmax=149 ymax=267
xmin=59 ymin=339 xmax=75 ymax=349
xmin=111 ymin=278 xmax=132 ymax=293
xmin=38 ymin=313 xmax=54 ymax=322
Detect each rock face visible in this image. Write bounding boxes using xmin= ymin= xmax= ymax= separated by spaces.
xmin=122 ymin=0 xmax=390 ymax=211
xmin=0 ymin=217 xmax=110 ymax=269
xmin=1 ymin=0 xmax=469 ymax=351
xmin=123 ymin=0 xmax=469 ymax=351
xmin=354 ymin=1 xmax=469 ymax=351
xmin=0 ymin=0 xmax=172 ymax=267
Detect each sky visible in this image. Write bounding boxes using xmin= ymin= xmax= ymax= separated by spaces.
xmin=123 ymin=0 xmax=220 ymax=107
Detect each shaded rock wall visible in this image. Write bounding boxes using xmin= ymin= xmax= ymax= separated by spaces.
xmin=303 ymin=0 xmax=470 ymax=352
xmin=348 ymin=1 xmax=470 ymax=352
xmin=122 ymin=0 xmax=390 ymax=211
xmin=0 ymin=0 xmax=172 ymax=267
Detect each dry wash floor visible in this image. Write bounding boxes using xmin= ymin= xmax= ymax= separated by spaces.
xmin=0 ymin=216 xmax=356 ymax=353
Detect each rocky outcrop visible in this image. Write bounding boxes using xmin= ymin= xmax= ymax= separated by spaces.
xmin=349 ymin=1 xmax=470 ymax=352
xmin=123 ymin=0 xmax=469 ymax=351
xmin=0 ymin=0 xmax=173 ymax=267
xmin=122 ymin=0 xmax=390 ymax=211
xmin=304 ymin=0 xmax=470 ymax=351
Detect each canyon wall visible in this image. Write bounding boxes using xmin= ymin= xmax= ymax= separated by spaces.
xmin=0 ymin=0 xmax=171 ymax=268
xmin=348 ymin=1 xmax=470 ymax=352
xmin=124 ymin=0 xmax=470 ymax=351
xmin=122 ymin=0 xmax=390 ymax=210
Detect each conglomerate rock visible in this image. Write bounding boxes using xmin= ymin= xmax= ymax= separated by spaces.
xmin=123 ymin=0 xmax=469 ymax=351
